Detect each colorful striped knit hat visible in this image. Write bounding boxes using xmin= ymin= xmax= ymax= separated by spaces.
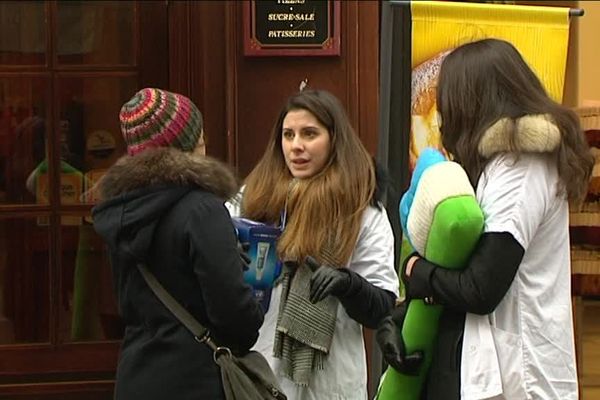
xmin=119 ymin=88 xmax=203 ymax=156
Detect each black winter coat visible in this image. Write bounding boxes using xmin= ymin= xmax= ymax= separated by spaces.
xmin=92 ymin=148 xmax=264 ymax=400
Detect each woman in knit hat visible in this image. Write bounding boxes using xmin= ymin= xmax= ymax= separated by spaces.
xmin=227 ymin=88 xmax=399 ymax=399
xmin=92 ymin=88 xmax=263 ymax=400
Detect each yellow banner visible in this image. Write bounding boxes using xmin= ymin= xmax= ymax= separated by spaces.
xmin=409 ymin=1 xmax=570 ymax=170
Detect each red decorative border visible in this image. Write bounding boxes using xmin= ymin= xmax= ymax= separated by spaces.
xmin=243 ymin=0 xmax=340 ymax=57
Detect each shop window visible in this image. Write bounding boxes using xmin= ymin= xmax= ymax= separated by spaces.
xmin=0 ymin=0 xmax=167 ymax=395
xmin=57 ymin=1 xmax=135 ymax=66
xmin=0 ymin=1 xmax=46 ymax=65
xmin=0 ymin=76 xmax=49 ymax=204
xmin=0 ymin=216 xmax=50 ymax=344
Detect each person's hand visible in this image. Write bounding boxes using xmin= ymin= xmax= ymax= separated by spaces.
xmin=401 ymin=253 xmax=436 ymax=305
xmin=401 ymin=252 xmax=420 ymax=298
xmin=375 ymin=302 xmax=424 ymax=375
xmin=306 ymin=256 xmax=351 ymax=303
xmin=404 ymin=255 xmax=420 ymax=277
xmin=238 ymin=241 xmax=251 ymax=271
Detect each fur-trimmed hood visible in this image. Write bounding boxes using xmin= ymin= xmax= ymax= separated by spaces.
xmin=92 ymin=148 xmax=239 ymax=261
xmin=97 ymin=147 xmax=238 ymax=202
xmin=478 ymin=114 xmax=561 ymax=157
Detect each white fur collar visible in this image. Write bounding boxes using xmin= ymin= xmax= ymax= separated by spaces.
xmin=478 ymin=114 xmax=561 ymax=158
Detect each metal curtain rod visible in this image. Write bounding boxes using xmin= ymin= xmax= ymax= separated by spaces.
xmin=569 ymin=8 xmax=584 ymax=17
xmin=387 ymin=1 xmax=585 ymax=17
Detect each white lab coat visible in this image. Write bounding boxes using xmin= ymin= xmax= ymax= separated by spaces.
xmin=460 ymin=153 xmax=578 ymax=400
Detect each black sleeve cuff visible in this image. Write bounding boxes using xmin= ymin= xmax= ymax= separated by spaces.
xmin=337 ymin=268 xmax=396 ymax=329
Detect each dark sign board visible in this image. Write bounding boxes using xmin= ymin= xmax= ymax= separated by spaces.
xmin=244 ymin=0 xmax=340 ymax=56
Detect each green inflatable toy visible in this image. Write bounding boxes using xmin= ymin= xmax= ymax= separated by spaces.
xmin=376 ymin=148 xmax=484 ymax=399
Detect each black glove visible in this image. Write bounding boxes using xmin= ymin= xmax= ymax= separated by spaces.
xmin=238 ymin=241 xmax=251 ymax=271
xmin=306 ymin=256 xmax=351 ymax=303
xmin=375 ymin=301 xmax=424 ymax=375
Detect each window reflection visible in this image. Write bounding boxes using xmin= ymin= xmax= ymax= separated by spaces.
xmin=0 ymin=0 xmax=159 ymax=355
xmin=0 ymin=217 xmax=50 ymax=344
xmin=0 ymin=1 xmax=46 ymax=65
xmin=60 ymin=221 xmax=122 ymax=342
xmin=0 ymin=76 xmax=49 ymax=205
xmin=58 ymin=76 xmax=135 ymax=206
xmin=57 ymin=1 xmax=135 ymax=66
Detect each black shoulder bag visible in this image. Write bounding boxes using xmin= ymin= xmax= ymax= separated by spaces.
xmin=137 ymin=264 xmax=286 ymax=400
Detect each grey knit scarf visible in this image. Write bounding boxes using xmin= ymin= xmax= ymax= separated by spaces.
xmin=273 ymin=254 xmax=339 ymax=386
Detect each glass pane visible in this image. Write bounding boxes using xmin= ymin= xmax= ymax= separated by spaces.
xmin=0 ymin=216 xmax=50 ymax=344
xmin=59 ymin=220 xmax=122 ymax=342
xmin=0 ymin=76 xmax=49 ymax=205
xmin=0 ymin=1 xmax=46 ymax=65
xmin=57 ymin=1 xmax=135 ymax=66
xmin=57 ymin=75 xmax=136 ymax=206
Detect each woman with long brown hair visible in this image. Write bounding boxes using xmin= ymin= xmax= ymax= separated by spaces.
xmin=396 ymin=38 xmax=593 ymax=399
xmin=228 ymin=89 xmax=398 ymax=399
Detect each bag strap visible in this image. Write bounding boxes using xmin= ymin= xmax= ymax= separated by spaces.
xmin=137 ymin=263 xmax=218 ymax=351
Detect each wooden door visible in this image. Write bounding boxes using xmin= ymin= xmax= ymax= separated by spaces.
xmin=0 ymin=1 xmax=167 ymax=397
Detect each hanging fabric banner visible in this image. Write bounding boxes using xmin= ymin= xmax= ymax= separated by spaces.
xmin=408 ymin=0 xmax=570 ymax=172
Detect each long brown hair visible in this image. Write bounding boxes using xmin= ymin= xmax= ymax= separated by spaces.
xmin=242 ymin=89 xmax=375 ymax=266
xmin=436 ymin=38 xmax=593 ymax=204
